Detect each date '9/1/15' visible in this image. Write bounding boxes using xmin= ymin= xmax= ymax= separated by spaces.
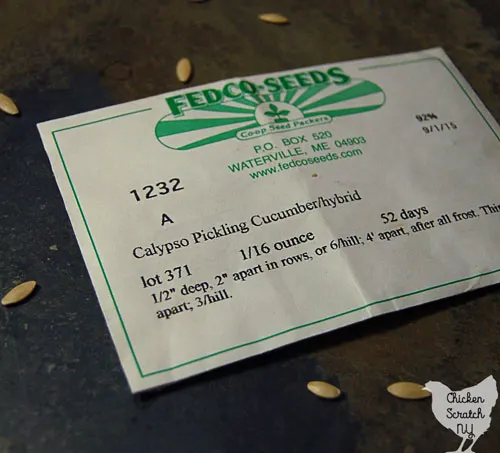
xmin=414 ymin=112 xmax=457 ymax=134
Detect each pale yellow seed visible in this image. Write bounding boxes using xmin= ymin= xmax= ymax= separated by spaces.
xmin=387 ymin=382 xmax=431 ymax=400
xmin=307 ymin=381 xmax=341 ymax=399
xmin=1 ymin=281 xmax=37 ymax=306
xmin=176 ymin=58 xmax=193 ymax=83
xmin=312 ymin=173 xmax=318 ymax=178
xmin=0 ymin=93 xmax=19 ymax=115
xmin=258 ymin=13 xmax=290 ymax=25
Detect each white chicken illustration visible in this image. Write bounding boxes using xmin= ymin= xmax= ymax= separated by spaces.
xmin=423 ymin=375 xmax=497 ymax=453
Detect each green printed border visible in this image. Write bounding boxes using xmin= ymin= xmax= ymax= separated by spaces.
xmin=51 ymin=57 xmax=500 ymax=380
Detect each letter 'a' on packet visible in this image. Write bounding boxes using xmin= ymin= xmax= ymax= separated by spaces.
xmin=38 ymin=48 xmax=500 ymax=392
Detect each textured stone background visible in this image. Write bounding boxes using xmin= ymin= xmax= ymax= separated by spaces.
xmin=1 ymin=1 xmax=499 ymax=452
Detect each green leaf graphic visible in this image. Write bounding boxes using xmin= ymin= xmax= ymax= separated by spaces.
xmin=263 ymin=104 xmax=291 ymax=123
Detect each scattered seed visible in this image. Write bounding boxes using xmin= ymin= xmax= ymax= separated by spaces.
xmin=49 ymin=244 xmax=58 ymax=251
xmin=387 ymin=382 xmax=431 ymax=400
xmin=307 ymin=381 xmax=341 ymax=399
xmin=0 ymin=93 xmax=19 ymax=115
xmin=176 ymin=58 xmax=193 ymax=83
xmin=312 ymin=173 xmax=318 ymax=178
xmin=1 ymin=281 xmax=37 ymax=306
xmin=258 ymin=13 xmax=290 ymax=25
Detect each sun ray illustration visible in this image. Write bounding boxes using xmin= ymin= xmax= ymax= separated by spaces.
xmin=248 ymin=94 xmax=267 ymax=104
xmin=233 ymin=97 xmax=259 ymax=108
xmin=271 ymin=91 xmax=281 ymax=101
xmin=292 ymin=83 xmax=331 ymax=107
xmin=301 ymin=81 xmax=383 ymax=111
xmin=155 ymin=116 xmax=254 ymax=137
xmin=304 ymin=104 xmax=382 ymax=118
xmin=197 ymin=104 xmax=255 ymax=115
xmin=284 ymin=88 xmax=298 ymax=103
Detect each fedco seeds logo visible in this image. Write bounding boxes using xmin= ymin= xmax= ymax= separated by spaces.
xmin=155 ymin=67 xmax=385 ymax=150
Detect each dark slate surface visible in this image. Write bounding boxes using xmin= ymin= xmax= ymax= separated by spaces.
xmin=1 ymin=1 xmax=500 ymax=452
